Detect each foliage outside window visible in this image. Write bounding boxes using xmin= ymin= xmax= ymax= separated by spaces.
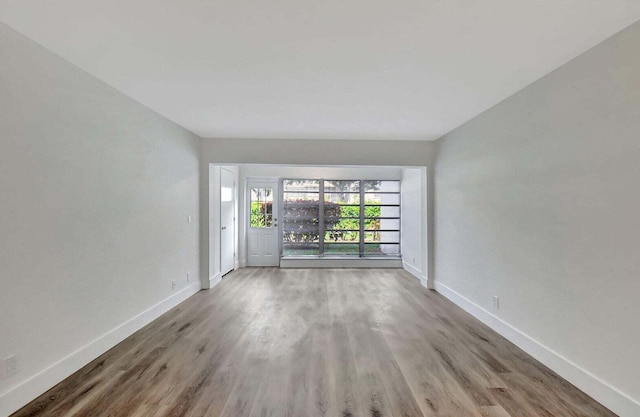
xmin=282 ymin=179 xmax=400 ymax=257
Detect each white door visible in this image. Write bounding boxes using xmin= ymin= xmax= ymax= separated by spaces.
xmin=247 ymin=181 xmax=279 ymax=266
xmin=220 ymin=168 xmax=236 ymax=276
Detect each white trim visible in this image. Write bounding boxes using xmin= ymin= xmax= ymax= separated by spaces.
xmin=234 ymin=261 xmax=240 ymax=270
xmin=0 ymin=282 xmax=201 ymax=417
xmin=434 ymin=281 xmax=640 ymax=417
xmin=208 ymin=272 xmax=223 ymax=289
xmin=403 ymin=261 xmax=429 ymax=288
xmin=219 ymin=166 xmax=237 ymax=283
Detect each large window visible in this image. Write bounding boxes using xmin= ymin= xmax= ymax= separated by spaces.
xmin=282 ymin=179 xmax=400 ymax=257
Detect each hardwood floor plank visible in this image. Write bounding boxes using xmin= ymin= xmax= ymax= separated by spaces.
xmin=11 ymin=268 xmax=618 ymax=417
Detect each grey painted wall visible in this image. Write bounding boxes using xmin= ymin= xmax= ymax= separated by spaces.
xmin=435 ymin=22 xmax=640 ymax=415
xmin=0 ymin=23 xmax=200 ymax=415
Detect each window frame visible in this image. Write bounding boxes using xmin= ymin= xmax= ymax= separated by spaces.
xmin=281 ymin=179 xmax=401 ymax=258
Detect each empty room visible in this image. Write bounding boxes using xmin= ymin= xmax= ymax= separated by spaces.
xmin=1 ymin=1 xmax=639 ymax=416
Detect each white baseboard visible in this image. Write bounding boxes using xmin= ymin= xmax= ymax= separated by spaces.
xmin=208 ymin=272 xmax=222 ymax=289
xmin=402 ymin=262 xmax=430 ymax=289
xmin=434 ymin=281 xmax=640 ymax=417
xmin=0 ymin=282 xmax=201 ymax=417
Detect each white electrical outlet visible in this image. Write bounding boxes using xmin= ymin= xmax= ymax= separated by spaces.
xmin=171 ymin=279 xmax=176 ymax=289
xmin=493 ymin=295 xmax=500 ymax=310
xmin=4 ymin=355 xmax=18 ymax=378
xmin=187 ymin=215 xmax=192 ymax=224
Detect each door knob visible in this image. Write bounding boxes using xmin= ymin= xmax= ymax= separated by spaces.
xmin=221 ymin=226 xmax=226 ymax=230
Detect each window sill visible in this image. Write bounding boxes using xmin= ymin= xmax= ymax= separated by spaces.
xmin=279 ymin=256 xmax=403 ymax=268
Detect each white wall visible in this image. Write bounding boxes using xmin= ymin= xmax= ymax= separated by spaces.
xmin=201 ymin=138 xmax=437 ymax=167
xmin=401 ymin=168 xmax=428 ymax=286
xmin=434 ymin=22 xmax=640 ymax=416
xmin=239 ymin=165 xmax=403 ymax=180
xmin=0 ymin=23 xmax=200 ymax=415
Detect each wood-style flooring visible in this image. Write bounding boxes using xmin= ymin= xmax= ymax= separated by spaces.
xmin=12 ymin=268 xmax=616 ymax=417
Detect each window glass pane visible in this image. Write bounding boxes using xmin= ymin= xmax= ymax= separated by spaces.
xmin=324 ymin=192 xmax=360 ymax=204
xmin=283 ymin=218 xmax=319 ymax=243
xmin=365 ymin=205 xmax=400 ymax=218
xmin=363 ymin=217 xmax=379 ymax=230
xmin=328 ymin=217 xmax=360 ymax=230
xmin=363 ymin=180 xmax=400 ymax=193
xmin=364 ymin=193 xmax=400 ymax=205
xmin=365 ymin=231 xmax=399 ymax=243
xmin=366 ymin=218 xmax=399 ymax=230
xmin=283 ymin=200 xmax=320 ymax=216
xmin=328 ymin=204 xmax=358 ymax=219
xmin=324 ymin=231 xmax=360 ymax=242
xmin=324 ymin=180 xmax=360 ymax=193
xmin=365 ymin=243 xmax=400 ymax=255
xmin=324 ymin=243 xmax=360 ymax=255
xmin=282 ymin=175 xmax=321 ymax=246
xmin=283 ymin=180 xmax=320 ymax=192
xmin=283 ymin=192 xmax=319 ymax=202
xmin=283 ymin=220 xmax=319 ymax=236
xmin=250 ymin=187 xmax=273 ymax=228
xmin=362 ymin=205 xmax=380 ymax=219
xmin=283 ymin=243 xmax=320 ymax=256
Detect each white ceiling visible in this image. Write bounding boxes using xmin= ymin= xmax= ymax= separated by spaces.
xmin=2 ymin=1 xmax=639 ymax=141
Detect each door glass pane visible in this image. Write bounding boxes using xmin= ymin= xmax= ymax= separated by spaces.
xmin=250 ymin=187 xmax=273 ymax=228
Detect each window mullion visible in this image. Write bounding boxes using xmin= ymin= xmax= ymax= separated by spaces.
xmin=359 ymin=180 xmax=365 ymax=257
xmin=319 ymin=181 xmax=325 ymax=256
